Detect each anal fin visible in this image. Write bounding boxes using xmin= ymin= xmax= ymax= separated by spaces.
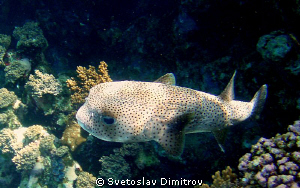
xmin=157 ymin=113 xmax=193 ymax=156
xmin=212 ymin=128 xmax=228 ymax=152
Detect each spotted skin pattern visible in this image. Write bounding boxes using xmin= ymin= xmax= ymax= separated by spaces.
xmin=76 ymin=73 xmax=267 ymax=156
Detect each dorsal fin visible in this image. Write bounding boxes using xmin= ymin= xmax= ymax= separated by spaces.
xmin=154 ymin=73 xmax=176 ymax=85
xmin=219 ymin=71 xmax=236 ymax=102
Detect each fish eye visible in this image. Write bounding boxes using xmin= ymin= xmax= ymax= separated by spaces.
xmin=102 ymin=116 xmax=116 ymax=125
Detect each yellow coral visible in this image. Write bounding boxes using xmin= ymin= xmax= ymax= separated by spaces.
xmin=195 ymin=166 xmax=240 ymax=188
xmin=66 ymin=61 xmax=112 ymax=107
xmin=76 ymin=171 xmax=96 ymax=188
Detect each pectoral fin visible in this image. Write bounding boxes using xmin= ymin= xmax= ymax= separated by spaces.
xmin=157 ymin=113 xmax=193 ymax=156
xmin=212 ymin=128 xmax=228 ymax=152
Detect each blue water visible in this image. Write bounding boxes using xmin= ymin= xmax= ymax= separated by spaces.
xmin=0 ymin=0 xmax=300 ymax=187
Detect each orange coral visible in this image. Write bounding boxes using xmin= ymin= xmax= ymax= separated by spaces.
xmin=66 ymin=61 xmax=112 ymax=107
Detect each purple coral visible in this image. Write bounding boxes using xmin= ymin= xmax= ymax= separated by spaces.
xmin=238 ymin=120 xmax=300 ymax=187
xmin=288 ymin=120 xmax=300 ymax=135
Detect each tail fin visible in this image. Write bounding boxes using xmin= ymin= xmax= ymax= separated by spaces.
xmin=250 ymin=84 xmax=268 ymax=119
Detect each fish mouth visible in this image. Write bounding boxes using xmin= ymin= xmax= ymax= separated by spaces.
xmin=76 ymin=105 xmax=93 ymax=133
xmin=76 ymin=111 xmax=92 ymax=132
xmin=77 ymin=119 xmax=92 ymax=132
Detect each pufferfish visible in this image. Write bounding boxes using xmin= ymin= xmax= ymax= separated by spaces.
xmin=76 ymin=72 xmax=267 ymax=156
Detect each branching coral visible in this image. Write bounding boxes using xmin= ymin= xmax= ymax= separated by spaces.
xmin=25 ymin=70 xmax=62 ymax=97
xmin=66 ymin=61 xmax=112 ymax=107
xmin=196 ymin=166 xmax=241 ymax=188
xmin=238 ymin=120 xmax=300 ymax=188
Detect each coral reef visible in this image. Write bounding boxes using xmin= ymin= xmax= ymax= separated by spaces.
xmin=0 ymin=88 xmax=26 ymax=129
xmin=0 ymin=125 xmax=93 ymax=187
xmin=4 ymin=58 xmax=32 ymax=84
xmin=0 ymin=34 xmax=11 ymax=66
xmin=0 ymin=34 xmax=11 ymax=49
xmin=61 ymin=121 xmax=86 ymax=151
xmin=238 ymin=120 xmax=300 ymax=188
xmin=0 ymin=88 xmax=17 ymax=108
xmin=25 ymin=69 xmax=62 ymax=115
xmin=76 ymin=171 xmax=96 ymax=188
xmin=13 ymin=22 xmax=48 ymax=55
xmin=25 ymin=69 xmax=61 ymax=97
xmin=257 ymin=31 xmax=293 ymax=62
xmin=12 ymin=141 xmax=41 ymax=171
xmin=0 ymin=154 xmax=16 ymax=186
xmin=99 ymin=152 xmax=132 ymax=180
xmin=98 ymin=143 xmax=140 ymax=181
xmin=1 ymin=1 xmax=300 ymax=188
xmin=195 ymin=166 xmax=241 ymax=188
xmin=24 ymin=125 xmax=47 ymax=143
xmin=0 ymin=45 xmax=6 ymax=66
xmin=0 ymin=128 xmax=23 ymax=156
xmin=98 ymin=143 xmax=159 ymax=181
xmin=66 ymin=61 xmax=112 ymax=107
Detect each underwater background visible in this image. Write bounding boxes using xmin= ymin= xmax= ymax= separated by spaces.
xmin=0 ymin=0 xmax=300 ymax=187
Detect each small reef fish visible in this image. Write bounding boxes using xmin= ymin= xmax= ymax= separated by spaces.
xmin=76 ymin=72 xmax=267 ymax=156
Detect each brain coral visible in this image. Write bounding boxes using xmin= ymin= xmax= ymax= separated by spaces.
xmin=238 ymin=120 xmax=300 ymax=188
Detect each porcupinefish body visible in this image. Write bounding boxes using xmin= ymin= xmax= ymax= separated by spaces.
xmin=76 ymin=72 xmax=267 ymax=156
